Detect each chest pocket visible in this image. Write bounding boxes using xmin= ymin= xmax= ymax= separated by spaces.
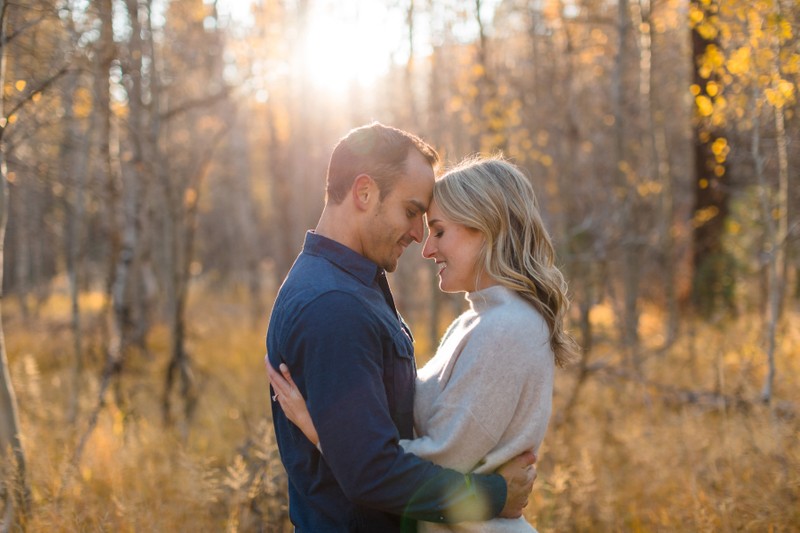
xmin=384 ymin=326 xmax=416 ymax=438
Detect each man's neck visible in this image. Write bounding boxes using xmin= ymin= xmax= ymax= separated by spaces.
xmin=315 ymin=206 xmax=363 ymax=256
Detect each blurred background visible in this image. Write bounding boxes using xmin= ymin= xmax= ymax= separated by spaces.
xmin=0 ymin=0 xmax=798 ymax=530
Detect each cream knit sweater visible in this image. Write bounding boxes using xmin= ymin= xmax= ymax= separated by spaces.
xmin=400 ymin=284 xmax=555 ymax=533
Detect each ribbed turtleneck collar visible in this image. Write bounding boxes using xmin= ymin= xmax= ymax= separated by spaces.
xmin=465 ymin=284 xmax=520 ymax=313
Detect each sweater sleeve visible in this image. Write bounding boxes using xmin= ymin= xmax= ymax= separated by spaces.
xmin=401 ymin=312 xmax=551 ymax=473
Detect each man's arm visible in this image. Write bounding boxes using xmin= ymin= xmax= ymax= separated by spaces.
xmin=282 ymin=291 xmax=510 ymax=523
xmin=268 ymin=357 xmax=537 ymax=519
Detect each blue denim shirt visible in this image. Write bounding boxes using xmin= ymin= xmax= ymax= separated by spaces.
xmin=267 ymin=232 xmax=506 ymax=532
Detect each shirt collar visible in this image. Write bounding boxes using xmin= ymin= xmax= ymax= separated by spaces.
xmin=302 ymin=231 xmax=382 ymax=286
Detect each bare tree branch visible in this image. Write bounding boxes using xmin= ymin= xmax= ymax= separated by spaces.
xmin=160 ymin=88 xmax=231 ymax=122
xmin=0 ymin=64 xmax=71 ymax=141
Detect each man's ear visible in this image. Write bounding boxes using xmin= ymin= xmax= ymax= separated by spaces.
xmin=352 ymin=174 xmax=377 ymax=211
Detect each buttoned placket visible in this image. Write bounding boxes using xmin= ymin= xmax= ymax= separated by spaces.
xmin=375 ymin=270 xmax=398 ymax=315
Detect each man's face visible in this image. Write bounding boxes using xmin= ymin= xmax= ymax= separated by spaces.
xmin=363 ymin=150 xmax=435 ymax=272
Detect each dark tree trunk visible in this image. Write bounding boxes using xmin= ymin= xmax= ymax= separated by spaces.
xmin=689 ymin=0 xmax=732 ymax=316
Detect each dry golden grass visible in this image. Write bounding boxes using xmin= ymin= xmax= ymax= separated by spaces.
xmin=2 ymin=290 xmax=798 ymax=532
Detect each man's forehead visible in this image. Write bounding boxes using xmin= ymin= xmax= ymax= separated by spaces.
xmin=392 ymin=175 xmax=433 ymax=209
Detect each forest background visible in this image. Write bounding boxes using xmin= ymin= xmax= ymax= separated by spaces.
xmin=0 ymin=0 xmax=798 ymax=531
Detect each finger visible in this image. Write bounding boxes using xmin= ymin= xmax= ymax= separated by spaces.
xmin=521 ymin=450 xmax=536 ymax=466
xmin=276 ymin=394 xmax=288 ymax=409
xmin=267 ymin=364 xmax=292 ymax=396
xmin=280 ymin=363 xmax=299 ymax=388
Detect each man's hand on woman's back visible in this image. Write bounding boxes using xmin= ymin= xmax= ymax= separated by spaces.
xmin=496 ymin=451 xmax=537 ymax=518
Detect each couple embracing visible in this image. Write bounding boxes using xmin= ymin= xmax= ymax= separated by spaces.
xmin=265 ymin=123 xmax=578 ymax=532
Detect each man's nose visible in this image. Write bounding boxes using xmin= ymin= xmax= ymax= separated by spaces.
xmin=409 ymin=217 xmax=424 ymax=243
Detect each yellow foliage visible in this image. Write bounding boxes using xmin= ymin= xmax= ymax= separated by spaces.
xmin=15 ymin=79 xmax=26 ymax=92
xmin=764 ymin=79 xmax=796 ymax=108
xmin=697 ymin=21 xmax=719 ymax=40
xmin=536 ymin=130 xmax=549 ymax=147
xmin=689 ymin=5 xmax=705 ymax=27
xmin=447 ymin=95 xmax=463 ymax=112
xmin=783 ymin=53 xmax=800 ymax=74
xmin=711 ymin=137 xmax=728 ymax=156
xmin=755 ymin=47 xmax=776 ymax=70
xmin=73 ymin=86 xmax=93 ymax=119
xmin=726 ymin=46 xmax=751 ymax=75
xmin=693 ymin=205 xmax=719 ymax=227
xmin=637 ymin=181 xmax=663 ymax=197
xmin=695 ymin=94 xmax=714 ymax=116
xmin=776 ymin=18 xmax=793 ymax=42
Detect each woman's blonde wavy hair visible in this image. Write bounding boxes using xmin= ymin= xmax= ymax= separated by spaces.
xmin=434 ymin=155 xmax=579 ymax=367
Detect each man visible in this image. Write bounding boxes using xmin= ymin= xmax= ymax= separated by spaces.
xmin=266 ymin=123 xmax=535 ymax=532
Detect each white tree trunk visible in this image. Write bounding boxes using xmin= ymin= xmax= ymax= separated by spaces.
xmin=0 ymin=1 xmax=28 ymax=528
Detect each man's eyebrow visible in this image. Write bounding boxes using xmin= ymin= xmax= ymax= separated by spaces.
xmin=408 ymin=200 xmax=426 ymax=213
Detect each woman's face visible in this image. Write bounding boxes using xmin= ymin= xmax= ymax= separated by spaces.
xmin=422 ymin=199 xmax=494 ymax=293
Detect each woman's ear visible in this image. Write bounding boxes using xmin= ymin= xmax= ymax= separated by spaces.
xmin=352 ymin=174 xmax=377 ymax=211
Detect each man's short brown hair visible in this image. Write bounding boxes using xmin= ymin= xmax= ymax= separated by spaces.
xmin=325 ymin=122 xmax=440 ymax=204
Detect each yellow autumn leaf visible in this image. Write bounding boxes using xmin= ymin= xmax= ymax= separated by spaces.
xmin=711 ymin=137 xmax=727 ymax=156
xmin=756 ymin=48 xmax=775 ymax=70
xmin=689 ymin=5 xmax=704 ymax=26
xmin=15 ymin=80 xmax=26 ymax=92
xmin=73 ymin=87 xmax=93 ymax=119
xmin=777 ymin=79 xmax=796 ymax=103
xmin=697 ymin=21 xmax=718 ymax=40
xmin=705 ymin=44 xmax=725 ymax=68
xmin=765 ymin=88 xmax=783 ymax=107
xmin=726 ymin=47 xmax=750 ymax=75
xmin=695 ymin=95 xmax=714 ymax=116
xmin=783 ymin=53 xmax=800 ymax=74
xmin=706 ymin=81 xmax=719 ymax=97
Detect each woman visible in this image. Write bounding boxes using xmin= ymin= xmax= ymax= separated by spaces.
xmin=269 ymin=155 xmax=578 ymax=532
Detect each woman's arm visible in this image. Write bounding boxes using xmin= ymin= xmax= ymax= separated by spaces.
xmin=266 ymin=360 xmax=320 ymax=447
